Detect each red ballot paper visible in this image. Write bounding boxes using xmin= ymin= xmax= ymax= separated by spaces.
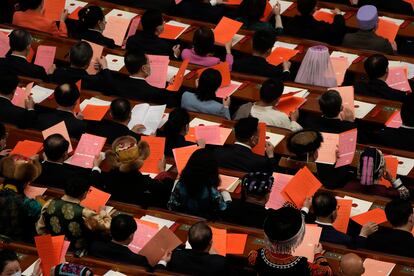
xmin=332 ymin=199 xmax=352 ymax=233
xmin=224 ymin=0 xmax=243 ymax=4
xmin=226 ymin=233 xmax=247 ymax=255
xmin=265 ymin=173 xmax=294 ymax=210
xmin=11 ymin=140 xmax=43 ymax=158
xmin=26 ymin=47 xmax=35 ymax=63
xmin=85 ymin=41 xmax=104 ymax=75
xmin=213 ymin=17 xmax=243 ymax=44
xmin=24 ymin=185 xmax=47 ymax=199
xmin=43 ymin=0 xmax=65 ymax=21
xmin=123 ymin=16 xmax=141 ymax=47
xmin=70 ymin=134 xmax=106 ymax=168
xmin=81 ymin=186 xmax=111 ymax=212
xmin=139 ymin=226 xmax=182 ymax=266
xmin=42 ymin=121 xmax=73 ymax=153
xmin=82 ymin=105 xmax=110 ymax=121
xmin=378 ymin=156 xmax=398 ymax=187
xmin=197 ymin=62 xmax=231 ymax=88
xmin=385 ymin=110 xmax=402 ymax=128
xmin=313 ymin=10 xmax=335 ymax=23
xmin=103 ymin=16 xmax=131 ymax=46
xmin=335 ymin=128 xmax=358 ymax=168
xmin=283 ymin=167 xmax=322 ymax=208
xmin=386 ymin=66 xmax=411 ymax=92
xmin=351 ymin=208 xmax=387 ymax=225
xmin=211 ymin=227 xmax=227 ymax=256
xmin=67 ymin=6 xmax=82 ymax=20
xmin=275 ymin=96 xmax=306 ymax=115
xmin=363 ymin=258 xmax=396 ymax=276
xmin=128 ymin=219 xmax=159 ymax=253
xmin=140 ymin=136 xmax=165 ymax=174
xmin=266 ymin=47 xmax=299 ymax=66
xmin=261 ymin=1 xmax=273 ymax=21
xmin=334 ymin=86 xmax=354 ymax=114
xmin=0 ymin=31 xmax=9 ymax=58
xmin=146 ymin=55 xmax=170 ymax=89
xmin=376 ymin=18 xmax=400 ymax=43
xmin=330 ymin=57 xmax=348 ymax=86
xmin=60 ymin=240 xmax=70 ymax=263
xmin=252 ymin=122 xmax=266 ymax=156
xmin=293 ymin=225 xmax=322 ymax=262
xmin=173 ymin=145 xmax=199 ymax=174
xmin=159 ymin=23 xmax=186 ymax=40
xmin=167 ymin=59 xmax=189 ymax=92
xmin=195 ymin=125 xmax=221 ymax=145
xmin=11 ymin=82 xmax=33 ymax=108
xmin=35 ymin=235 xmax=64 ymax=276
xmin=34 ymin=45 xmax=56 ymax=72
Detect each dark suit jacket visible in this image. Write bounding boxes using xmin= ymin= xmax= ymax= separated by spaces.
xmin=212 ymin=144 xmax=277 ymax=172
xmin=301 ymin=116 xmax=357 ymax=134
xmin=126 ymin=31 xmax=173 ymax=56
xmin=0 ymin=97 xmax=37 ymax=128
xmin=354 ymin=79 xmax=407 ymax=102
xmin=376 ymin=126 xmax=414 ymax=151
xmin=168 ymin=249 xmax=233 ymax=275
xmin=342 ymin=30 xmax=393 ymax=54
xmin=284 ymin=14 xmax=346 ymax=45
xmin=316 ymin=223 xmax=366 ymax=248
xmin=79 ymin=29 xmax=116 ymax=49
xmin=223 ymin=199 xmax=270 ymax=229
xmin=0 ymin=55 xmax=48 ymax=80
xmin=156 ymin=130 xmax=195 ymax=157
xmin=87 ymin=120 xmax=140 ymax=144
xmin=233 ymin=55 xmax=290 ymax=80
xmin=367 ymin=227 xmax=414 ymax=258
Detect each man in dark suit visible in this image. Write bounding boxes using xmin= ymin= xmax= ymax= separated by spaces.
xmin=301 ymin=90 xmax=357 ymax=133
xmin=0 ymin=29 xmax=49 ymax=80
xmin=354 ymin=54 xmax=407 ymax=102
xmin=0 ymin=73 xmax=36 ymax=128
xmin=126 ymin=9 xmax=180 ymax=58
xmin=367 ymin=198 xmax=414 ymax=258
xmin=212 ymin=117 xmax=277 ymax=172
xmin=113 ymin=50 xmax=178 ymax=107
xmin=49 ymin=41 xmax=115 ymax=95
xmin=310 ymin=191 xmax=377 ymax=248
xmin=233 ymin=29 xmax=291 ymax=79
xmin=89 ymin=214 xmax=169 ymax=268
xmin=87 ymin=98 xmax=141 ymax=144
xmin=284 ymin=0 xmax=346 ymax=45
xmin=34 ymin=83 xmax=87 ymax=139
xmin=167 ymin=222 xmax=233 ymax=275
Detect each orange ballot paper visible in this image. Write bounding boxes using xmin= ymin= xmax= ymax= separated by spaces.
xmin=362 ymin=258 xmax=396 ymax=276
xmin=0 ymin=31 xmax=10 ymax=58
xmin=140 ymin=136 xmax=165 ymax=174
xmin=69 ymin=133 xmax=106 ymax=168
xmin=139 ymin=226 xmax=182 ymax=266
xmin=213 ymin=17 xmax=243 ymax=44
xmin=81 ymin=186 xmax=111 ymax=212
xmin=385 ymin=110 xmax=402 ymax=128
xmin=103 ymin=16 xmax=131 ymax=46
xmin=197 ymin=62 xmax=231 ymax=87
xmin=283 ymin=167 xmax=322 ymax=208
xmin=252 ymin=122 xmax=267 ymax=155
xmin=313 ymin=10 xmax=335 ymax=23
xmin=82 ymin=105 xmax=110 ymax=121
xmin=226 ymin=233 xmax=247 ymax=255
xmin=266 ymin=47 xmax=299 ymax=66
xmin=330 ymin=57 xmax=348 ymax=85
xmin=42 ymin=121 xmax=73 ymax=153
xmin=335 ymin=128 xmax=358 ymax=168
xmin=128 ymin=219 xmax=159 ymax=253
xmin=167 ymin=59 xmax=189 ymax=91
xmin=293 ymin=225 xmax=322 ymax=262
xmin=24 ymin=185 xmax=47 ymax=199
xmin=266 ymin=173 xmax=294 ymax=210
xmin=378 ymin=156 xmax=398 ymax=187
xmin=11 ymin=140 xmax=43 ymax=158
xmin=376 ymin=18 xmax=399 ymax=42
xmin=44 ymin=0 xmax=65 ymax=20
xmin=332 ymin=199 xmax=352 ymax=233
xmin=159 ymin=21 xmax=189 ymax=40
xmin=351 ymin=208 xmax=387 ymax=225
xmin=34 ymin=45 xmax=56 ymax=72
xmin=275 ymin=96 xmax=306 ymax=115
xmin=333 ymin=86 xmax=354 ymax=114
xmin=216 ymin=81 xmax=242 ymax=99
xmin=146 ymin=55 xmax=170 ymax=89
xmin=173 ymin=145 xmax=199 ymax=174
xmin=34 ymin=235 xmax=65 ymax=276
xmin=316 ymin=132 xmax=339 ymax=165
xmin=386 ymin=66 xmax=411 ymax=92
xmin=85 ymin=41 xmax=104 ymax=75
xmin=211 ymin=227 xmax=227 ymax=256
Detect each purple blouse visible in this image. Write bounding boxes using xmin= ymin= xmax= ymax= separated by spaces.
xmin=181 ymin=48 xmax=233 ymax=70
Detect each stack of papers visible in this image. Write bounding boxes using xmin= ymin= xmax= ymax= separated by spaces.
xmin=159 ymin=21 xmax=191 ymax=40
xmin=79 ymin=97 xmax=111 ymax=111
xmin=140 ymin=215 xmax=175 ymax=230
xmin=127 ymin=103 xmax=166 ymax=135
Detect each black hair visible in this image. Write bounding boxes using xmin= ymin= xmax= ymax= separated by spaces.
xmin=319 ymin=90 xmax=342 ymax=118
xmin=0 ymin=123 xmax=6 ymax=140
xmin=163 ymin=108 xmax=190 ymax=137
xmin=253 ymin=29 xmax=276 ymax=54
xmin=401 ymin=94 xmax=414 ymax=127
xmin=43 ymin=134 xmax=69 ymax=162
xmin=260 ymin=79 xmax=284 ymax=104
xmin=9 ymin=29 xmax=32 ymax=52
xmin=70 ymin=41 xmax=93 ymax=68
xmin=385 ymin=198 xmax=413 ymax=227
xmin=234 ymin=117 xmax=259 ymax=142
xmin=286 ymin=129 xmax=323 ymax=157
xmin=312 ymin=190 xmax=337 ymax=218
xmin=64 ymin=175 xmax=90 ymax=198
xmin=78 ymin=6 xmax=105 ymax=29
xmin=297 ymin=0 xmax=317 ymax=15
xmin=110 ymin=214 xmax=137 ymax=242
xmin=193 ymin=27 xmax=215 ymax=57
xmin=364 ymin=54 xmax=388 ymax=79
xmin=0 ymin=73 xmax=19 ymax=96
xmin=196 ymin=69 xmax=222 ymax=101
xmin=19 ymin=0 xmax=42 ymax=10
xmin=54 ymin=83 xmax=80 ymax=107
xmin=0 ymin=250 xmax=18 ymax=274
xmin=110 ymin=98 xmax=131 ymax=122
xmin=124 ymin=50 xmax=147 ymax=75
xmin=141 ymin=9 xmax=163 ymax=34
xmin=188 ymin=222 xmax=212 ymax=251
xmin=238 ymin=0 xmax=267 ymax=23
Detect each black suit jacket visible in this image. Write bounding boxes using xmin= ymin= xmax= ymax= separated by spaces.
xmin=354 ymin=79 xmax=407 ymax=102
xmin=168 ymin=249 xmax=233 ymax=275
xmin=376 ymin=126 xmax=414 ymax=151
xmin=0 ymin=97 xmax=37 ymax=128
xmin=284 ymin=14 xmax=346 ymax=45
xmin=126 ymin=31 xmax=173 ymax=56
xmin=79 ymin=29 xmax=116 ymax=49
xmin=0 ymin=55 xmax=48 ymax=81
xmin=301 ymin=116 xmax=357 ymax=134
xmin=223 ymin=199 xmax=271 ymax=229
xmin=233 ymin=55 xmax=290 ymax=80
xmin=87 ymin=120 xmax=140 ymax=144
xmin=317 ymin=223 xmax=366 ymax=248
xmin=212 ymin=144 xmax=277 ymax=172
xmin=367 ymin=227 xmax=414 ymax=258
xmin=156 ymin=130 xmax=195 ymax=157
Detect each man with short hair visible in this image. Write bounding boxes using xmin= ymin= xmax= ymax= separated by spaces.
xmin=233 ymin=30 xmax=290 ymax=79
xmin=167 ymin=222 xmax=233 ymax=275
xmin=339 ymin=253 xmax=365 ymax=276
xmin=0 ymin=72 xmax=36 ymax=128
xmin=354 ymin=54 xmax=407 ymax=102
xmin=367 ymin=198 xmax=414 ymax=257
xmin=0 ymin=29 xmax=51 ymax=80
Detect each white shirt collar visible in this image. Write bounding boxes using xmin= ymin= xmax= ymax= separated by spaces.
xmin=0 ymin=95 xmax=11 ymax=101
xmin=129 ymin=75 xmax=146 ymax=81
xmin=401 ymin=124 xmax=414 ymax=130
xmin=87 ymin=28 xmax=102 ymax=33
xmin=235 ymin=142 xmax=252 ymax=149
xmin=11 ymin=54 xmax=27 ymax=59
xmin=315 ymin=220 xmax=333 ymax=226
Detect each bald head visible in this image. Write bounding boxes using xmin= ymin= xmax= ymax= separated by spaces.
xmin=340 ymin=253 xmax=365 ymax=276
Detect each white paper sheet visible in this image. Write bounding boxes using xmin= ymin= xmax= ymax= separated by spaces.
xmin=392 ymin=155 xmax=414 ymax=176
xmin=189 ymin=118 xmax=220 ymax=128
xmin=140 ymin=215 xmax=175 ymax=230
xmin=22 ymin=260 xmax=39 ymax=276
xmin=274 ymin=41 xmax=298 ymax=50
xmin=80 ymin=97 xmax=111 ymax=111
xmin=266 ymin=132 xmax=285 ymax=147
xmin=330 ymin=51 xmax=359 ymax=65
xmin=379 ymin=16 xmax=404 ymax=26
xmin=354 ymin=100 xmax=376 ymax=119
xmin=65 ymin=0 xmax=87 ymax=14
xmin=105 ymin=54 xmax=125 ymax=71
xmin=103 ymin=271 xmax=127 ymax=276
xmin=128 ymin=104 xmax=166 ymax=135
xmin=31 ymin=85 xmax=54 ymax=104
xmin=269 ymin=0 xmax=293 ymax=14
xmin=167 ymin=66 xmax=190 ymax=82
xmin=343 ymin=196 xmax=373 ymax=217
xmin=105 ymin=9 xmax=138 ymax=21
xmin=232 ymin=34 xmax=245 ymax=47
xmin=316 ymin=8 xmax=345 ymax=16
